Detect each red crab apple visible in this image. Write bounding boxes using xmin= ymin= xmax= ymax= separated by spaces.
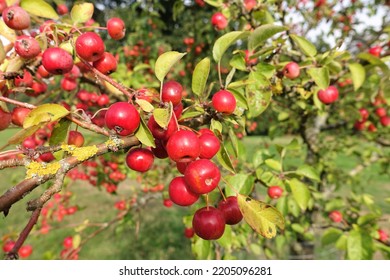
xmin=57 ymin=4 xmax=68 ymax=15
xmin=42 ymin=47 xmax=74 ymax=75
xmin=244 ymin=0 xmax=257 ymax=11
xmin=63 ymin=236 xmax=73 ymax=249
xmin=212 ymin=89 xmax=236 ymax=115
xmin=211 ymin=12 xmax=228 ymax=30
xmin=166 ymin=130 xmax=200 ymax=162
xmin=184 ymin=159 xmax=221 ymax=194
xmin=184 ymin=227 xmax=195 ymax=238
xmin=359 ymin=108 xmax=369 ymax=121
xmin=147 ymin=115 xmax=178 ymax=141
xmin=380 ymin=116 xmax=390 ymax=127
xmin=375 ymin=107 xmax=387 ymax=118
xmin=267 ymin=186 xmax=283 ymax=199
xmin=244 ymin=50 xmax=258 ymax=66
xmin=151 ymin=139 xmax=168 ymax=159
xmin=11 ymin=107 xmax=31 ymax=127
xmin=107 ymin=17 xmax=126 ymax=40
xmin=126 ymin=148 xmax=154 ymax=172
xmin=329 ymin=210 xmax=343 ymax=223
xmin=192 ymin=206 xmax=225 ymax=240
xmin=2 ymin=6 xmax=30 ymax=30
xmin=2 ymin=240 xmax=15 ymax=253
xmin=161 ymin=80 xmax=183 ymax=106
xmin=218 ymin=196 xmax=243 ymax=225
xmin=18 ymin=245 xmax=33 ymax=258
xmin=369 ymin=46 xmax=382 ymax=57
xmin=198 ymin=130 xmax=220 ymax=159
xmin=163 ymin=198 xmax=173 ymax=208
xmin=169 ymin=176 xmax=199 ymax=206
xmin=75 ymin=32 xmax=105 ymax=62
xmin=68 ymin=131 xmax=84 ymax=147
xmin=105 ymin=102 xmax=140 ymax=136
xmin=378 ymin=229 xmax=389 ymax=242
xmin=0 ymin=108 xmax=12 ymax=131
xmin=14 ymin=70 xmax=33 ymax=87
xmin=14 ymin=35 xmax=41 ymax=59
xmin=317 ymin=86 xmax=339 ymax=104
xmin=93 ymin=52 xmax=118 ymax=75
xmin=283 ymin=62 xmax=300 ymax=79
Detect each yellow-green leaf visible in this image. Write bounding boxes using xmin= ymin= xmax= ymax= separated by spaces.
xmin=49 ymin=118 xmax=71 ymax=146
xmin=20 ymin=0 xmax=59 ymax=19
xmin=237 ymin=194 xmax=285 ymax=239
xmin=290 ymin=34 xmax=317 ymax=57
xmin=216 ymin=141 xmax=235 ymax=174
xmin=348 ymin=63 xmax=366 ymax=91
xmin=0 ymin=16 xmax=16 ymax=42
xmin=71 ymin=2 xmax=94 ymax=24
xmin=265 ymin=158 xmax=282 ymax=171
xmin=23 ymin=104 xmax=69 ymax=129
xmin=135 ymin=117 xmax=155 ymax=148
xmin=248 ymin=24 xmax=287 ymax=51
xmin=0 ymin=40 xmax=5 ymax=63
xmin=135 ymin=99 xmax=154 ymax=113
xmin=192 ymin=57 xmax=210 ymax=96
xmin=153 ymin=107 xmax=171 ymax=129
xmin=155 ymin=51 xmax=186 ymax=82
xmin=287 ymin=178 xmax=310 ymax=211
xmin=213 ymin=31 xmax=249 ymax=63
xmin=7 ymin=125 xmax=41 ymax=145
xmin=307 ymin=67 xmax=329 ymax=90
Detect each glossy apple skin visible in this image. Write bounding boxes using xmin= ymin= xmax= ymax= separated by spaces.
xmin=75 ymin=32 xmax=105 ymax=62
xmin=168 ymin=176 xmax=199 ymax=206
xmin=0 ymin=108 xmax=12 ymax=131
xmin=105 ymin=102 xmax=140 ymax=136
xmin=147 ymin=115 xmax=178 ymax=141
xmin=378 ymin=229 xmax=389 ymax=242
xmin=267 ymin=186 xmax=283 ymax=199
xmin=2 ymin=6 xmax=30 ymax=30
xmin=166 ymin=130 xmax=200 ymax=162
xmin=107 ymin=17 xmax=126 ymax=40
xmin=211 ymin=12 xmax=228 ymax=30
xmin=283 ymin=62 xmax=300 ymax=79
xmin=192 ymin=206 xmax=225 ymax=240
xmin=68 ymin=131 xmax=84 ymax=147
xmin=42 ymin=47 xmax=74 ymax=75
xmin=11 ymin=107 xmax=31 ymax=127
xmin=162 ymin=80 xmax=183 ymax=106
xmin=18 ymin=244 xmax=33 ymax=258
xmin=126 ymin=148 xmax=154 ymax=172
xmin=93 ymin=52 xmax=118 ymax=75
xmin=359 ymin=108 xmax=369 ymax=121
xmin=198 ymin=131 xmax=220 ymax=159
xmin=184 ymin=159 xmax=221 ymax=194
xmin=14 ymin=35 xmax=41 ymax=59
xmin=369 ymin=46 xmax=382 ymax=57
xmin=317 ymin=86 xmax=339 ymax=104
xmin=375 ymin=107 xmax=387 ymax=118
xmin=380 ymin=116 xmax=390 ymax=127
xmin=212 ymin=89 xmax=236 ymax=114
xmin=218 ymin=196 xmax=243 ymax=225
xmin=329 ymin=210 xmax=343 ymax=223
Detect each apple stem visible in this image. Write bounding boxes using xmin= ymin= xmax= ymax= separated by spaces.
xmin=217 ymin=61 xmax=224 ymax=89
xmin=217 ymin=184 xmax=226 ymax=201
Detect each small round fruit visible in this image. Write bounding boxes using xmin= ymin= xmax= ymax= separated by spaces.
xmin=378 ymin=229 xmax=389 ymax=242
xmin=42 ymin=47 xmax=74 ymax=75
xmin=56 ymin=4 xmax=68 ymax=15
xmin=11 ymin=107 xmax=31 ymax=127
xmin=105 ymin=102 xmax=140 ymax=136
xmin=369 ymin=46 xmax=382 ymax=57
xmin=212 ymin=89 xmax=236 ymax=115
xmin=380 ymin=116 xmax=390 ymax=127
xmin=163 ymin=198 xmax=173 ymax=208
xmin=198 ymin=131 xmax=220 ymax=159
xmin=317 ymin=85 xmax=339 ymax=104
xmin=14 ymin=70 xmax=33 ymax=87
xmin=166 ymin=130 xmax=200 ymax=162
xmin=218 ymin=196 xmax=243 ymax=225
xmin=359 ymin=108 xmax=369 ymax=121
xmin=375 ymin=107 xmax=387 ymax=118
xmin=211 ymin=12 xmax=228 ymax=30
xmin=184 ymin=159 xmax=221 ymax=194
xmin=168 ymin=176 xmax=199 ymax=206
xmin=0 ymin=108 xmax=12 ymax=131
xmin=2 ymin=240 xmax=15 ymax=253
xmin=267 ymin=186 xmax=283 ymax=199
xmin=283 ymin=62 xmax=300 ymax=79
xmin=107 ymin=17 xmax=126 ymax=40
xmin=63 ymin=236 xmax=73 ymax=249
xmin=68 ymin=131 xmax=84 ymax=147
xmin=184 ymin=227 xmax=195 ymax=238
xmin=18 ymin=244 xmax=33 ymax=258
xmin=151 ymin=139 xmax=168 ymax=159
xmin=2 ymin=6 xmax=30 ymax=30
xmin=161 ymin=80 xmax=183 ymax=106
xmin=192 ymin=206 xmax=225 ymax=240
xmin=147 ymin=115 xmax=178 ymax=141
xmin=92 ymin=52 xmax=117 ymax=75
xmin=14 ymin=35 xmax=41 ymax=59
xmin=125 ymin=148 xmax=154 ymax=172
xmin=75 ymin=32 xmax=105 ymax=62
xmin=329 ymin=210 xmax=343 ymax=223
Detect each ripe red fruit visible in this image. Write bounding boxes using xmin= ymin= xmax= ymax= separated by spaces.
xmin=212 ymin=89 xmax=236 ymax=115
xmin=64 ymin=65 xmax=81 ymax=80
xmin=15 ymin=70 xmax=33 ymax=87
xmin=163 ymin=198 xmax=173 ymax=208
xmin=166 ymin=130 xmax=200 ymax=162
xmin=14 ymin=35 xmax=41 ymax=59
xmin=378 ymin=229 xmax=389 ymax=242
xmin=0 ymin=108 xmax=12 ymax=131
xmin=12 ymin=107 xmax=31 ymax=127
xmin=56 ymin=4 xmax=68 ymax=15
xmin=211 ymin=12 xmax=228 ymax=30
xmin=198 ymin=131 xmax=220 ymax=159
xmin=244 ymin=0 xmax=257 ymax=11
xmin=168 ymin=176 xmax=199 ymax=206
xmin=380 ymin=116 xmax=390 ymax=127
xmin=93 ymin=52 xmax=118 ymax=75
xmin=218 ymin=196 xmax=243 ymax=225
xmin=39 ymin=152 xmax=55 ymax=162
xmin=42 ymin=47 xmax=74 ymax=75
xmin=63 ymin=236 xmax=73 ymax=249
xmin=18 ymin=244 xmax=33 ymax=258
xmin=61 ymin=77 xmax=78 ymax=91
xmin=107 ymin=17 xmax=126 ymax=40
xmin=375 ymin=107 xmax=387 ymax=118
xmin=115 ymin=200 xmax=127 ymax=211
xmin=184 ymin=227 xmax=195 ymax=238
xmin=126 ymin=148 xmax=154 ymax=172
xmin=192 ymin=206 xmax=225 ymax=240
xmin=176 ymin=161 xmax=189 ymax=174
xmin=147 ymin=115 xmax=178 ymax=141
xmin=267 ymin=186 xmax=283 ymax=199
xmin=184 ymin=159 xmax=221 ymax=194
xmin=317 ymin=85 xmax=339 ymax=104
xmin=359 ymin=108 xmax=369 ymax=121
xmin=329 ymin=210 xmax=343 ymax=223
xmin=161 ymin=80 xmax=183 ymax=106
xmin=368 ymin=46 xmax=382 ymax=57
xmin=68 ymin=131 xmax=84 ymax=147
xmin=283 ymin=62 xmax=300 ymax=79
xmin=244 ymin=50 xmax=258 ymax=66
xmin=75 ymin=32 xmax=105 ymax=62
xmin=151 ymin=139 xmax=169 ymax=159
xmin=2 ymin=6 xmax=30 ymax=30
xmin=105 ymin=102 xmax=140 ymax=136
xmin=2 ymin=240 xmax=15 ymax=253
xmin=97 ymin=94 xmax=110 ymax=106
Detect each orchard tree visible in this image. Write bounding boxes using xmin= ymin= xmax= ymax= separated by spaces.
xmin=0 ymin=0 xmax=389 ymax=260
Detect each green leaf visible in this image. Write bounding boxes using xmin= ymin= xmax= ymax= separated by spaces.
xmin=248 ymin=24 xmax=287 ymax=51
xmin=0 ymin=19 xmax=16 ymax=42
xmin=153 ymin=107 xmax=171 ymax=129
xmin=237 ymin=194 xmax=285 ymax=239
xmin=287 ymin=178 xmax=310 ymax=211
xmin=155 ymin=51 xmax=186 ymax=82
xmin=348 ymin=63 xmax=366 ymax=91
xmin=290 ymin=34 xmax=317 ymax=57
xmin=192 ymin=58 xmax=210 ymax=96
xmin=135 ymin=99 xmax=154 ymax=113
xmin=307 ymin=67 xmax=329 ymax=90
xmin=179 ymin=108 xmax=204 ymax=121
xmin=347 ymin=229 xmax=373 ymax=260
xmin=20 ymin=0 xmax=59 ymax=19
xmin=213 ymin=31 xmax=249 ymax=62
xmin=70 ymin=2 xmax=94 ymax=24
xmin=357 ymin=214 xmax=379 ymax=226
xmin=225 ymin=173 xmax=255 ymax=197
xmin=210 ymin=119 xmax=222 ymax=134
xmin=228 ymin=128 xmax=239 ymax=157
xmin=7 ymin=125 xmax=41 ymax=145
xmin=276 ymin=196 xmax=288 ymax=216
xmin=49 ymin=118 xmax=71 ymax=146
xmin=0 ymin=40 xmax=5 ymax=63
xmin=216 ymin=142 xmax=235 ymax=174
xmin=265 ymin=158 xmax=282 ymax=171
xmin=246 ymin=71 xmax=272 ymax=118
xmin=135 ymin=118 xmax=155 ymax=148
xmin=322 ymin=228 xmax=343 ymax=246
xmin=295 ymin=164 xmax=320 ymax=182
xmin=23 ymin=104 xmax=69 ymax=129
xmin=291 ymin=223 xmax=305 ymax=234
xmin=192 ymin=237 xmax=211 ymax=260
